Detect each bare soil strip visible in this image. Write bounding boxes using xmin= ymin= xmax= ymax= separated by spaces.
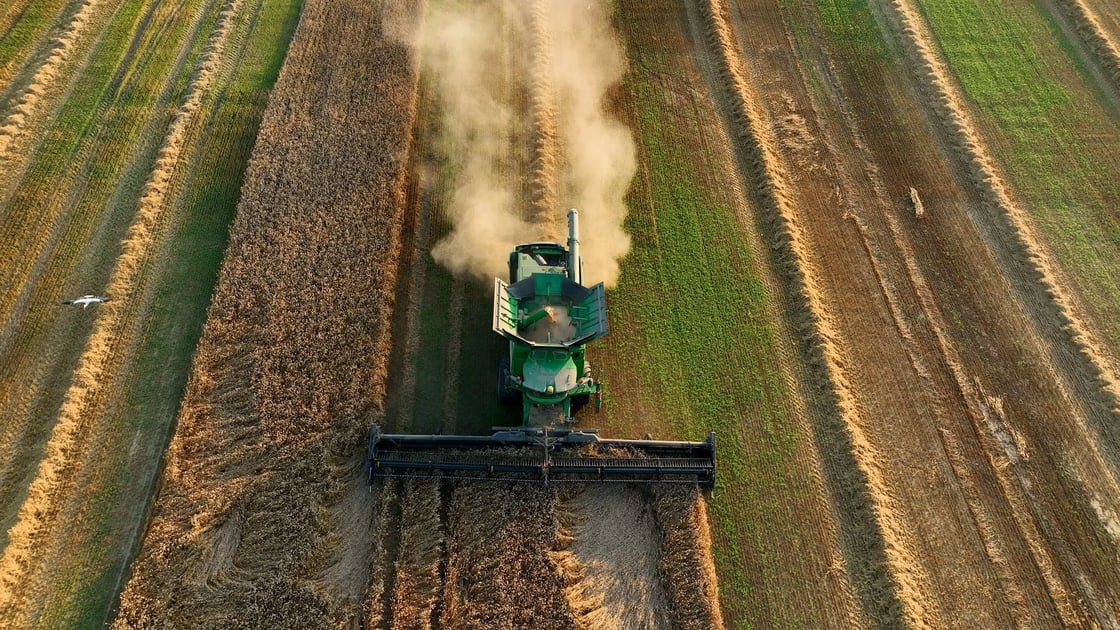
xmin=883 ymin=0 xmax=1120 ymax=427
xmin=113 ymin=0 xmax=423 ymax=625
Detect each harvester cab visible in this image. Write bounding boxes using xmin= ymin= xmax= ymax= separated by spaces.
xmin=368 ymin=209 xmax=716 ymax=487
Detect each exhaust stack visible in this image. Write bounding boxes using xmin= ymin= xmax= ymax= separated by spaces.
xmin=567 ymin=208 xmax=581 ymax=284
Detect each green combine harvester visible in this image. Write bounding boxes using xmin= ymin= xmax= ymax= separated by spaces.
xmin=368 ymin=209 xmax=716 ymax=486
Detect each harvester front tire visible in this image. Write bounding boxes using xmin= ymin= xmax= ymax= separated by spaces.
xmin=498 ymin=358 xmax=520 ymax=406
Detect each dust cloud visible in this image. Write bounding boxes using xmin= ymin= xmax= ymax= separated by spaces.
xmin=416 ymin=0 xmax=635 ymax=287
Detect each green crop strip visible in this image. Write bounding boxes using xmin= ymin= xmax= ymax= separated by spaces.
xmin=607 ymin=59 xmax=818 ymax=627
xmin=913 ymin=0 xmax=1120 ymax=347
xmin=32 ymin=0 xmax=304 ymax=626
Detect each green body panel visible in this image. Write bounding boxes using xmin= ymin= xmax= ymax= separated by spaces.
xmin=493 ymin=237 xmax=606 ymax=427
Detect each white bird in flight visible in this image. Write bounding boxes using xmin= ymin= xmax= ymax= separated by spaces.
xmin=62 ymin=295 xmax=111 ymax=309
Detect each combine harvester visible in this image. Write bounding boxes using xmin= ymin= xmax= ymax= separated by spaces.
xmin=368 ymin=209 xmax=716 ymax=487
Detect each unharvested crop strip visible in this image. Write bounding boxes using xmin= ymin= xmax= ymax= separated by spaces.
xmin=650 ymin=487 xmax=722 ymax=629
xmin=697 ymin=0 xmax=929 ymax=625
xmin=881 ymin=0 xmax=1120 ymax=427
xmin=387 ymin=479 xmax=444 ymax=629
xmin=0 ymin=0 xmax=244 ymax=621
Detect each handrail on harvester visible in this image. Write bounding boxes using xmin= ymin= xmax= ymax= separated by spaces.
xmin=367 ymin=424 xmax=716 ymax=488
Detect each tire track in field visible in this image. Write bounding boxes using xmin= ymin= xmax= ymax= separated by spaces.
xmin=695 ymin=0 xmax=922 ymax=625
xmin=780 ymin=1 xmax=1085 ymax=616
xmin=0 ymin=0 xmax=36 ymax=41
xmin=0 ymin=0 xmax=246 ymax=621
xmin=869 ymin=208 xmax=1085 ymax=625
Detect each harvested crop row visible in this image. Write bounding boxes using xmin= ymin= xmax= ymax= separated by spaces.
xmin=650 ymin=487 xmax=722 ymax=629
xmin=0 ymin=0 xmax=70 ymax=95
xmin=0 ymin=0 xmax=109 ymax=161
xmin=525 ymin=1 xmax=559 ymax=235
xmin=880 ymin=0 xmax=1120 ymax=620
xmin=881 ymin=0 xmax=1120 ymax=426
xmin=552 ymin=485 xmax=671 ymax=629
xmin=1055 ymin=0 xmax=1120 ymax=91
xmin=386 ymin=479 xmax=444 ymax=629
xmin=0 ymin=0 xmax=221 ymax=526
xmin=0 ymin=0 xmax=248 ymax=624
xmin=695 ymin=0 xmax=921 ymax=625
xmin=0 ymin=0 xmax=223 ymax=501
xmin=112 ymin=0 xmax=423 ymax=625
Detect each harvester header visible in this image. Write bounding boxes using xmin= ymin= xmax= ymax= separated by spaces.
xmin=369 ymin=209 xmax=716 ymax=487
